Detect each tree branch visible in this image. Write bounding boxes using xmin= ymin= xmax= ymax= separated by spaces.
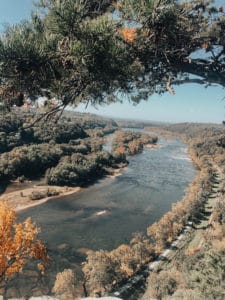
xmin=171 ymin=78 xmax=207 ymax=86
xmin=22 ymin=104 xmax=64 ymax=129
xmin=177 ymin=60 xmax=225 ymax=88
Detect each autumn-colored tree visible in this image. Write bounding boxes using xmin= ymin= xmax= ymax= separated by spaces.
xmin=110 ymin=244 xmax=135 ymax=277
xmin=145 ymin=270 xmax=182 ymax=299
xmin=0 ymin=201 xmax=48 ymax=287
xmin=112 ymin=130 xmax=156 ymax=155
xmin=114 ymin=145 xmax=126 ymax=154
xmin=130 ymin=232 xmax=154 ymax=266
xmin=52 ymin=269 xmax=77 ymax=300
xmin=127 ymin=140 xmax=142 ymax=155
xmin=82 ymin=249 xmax=116 ymax=297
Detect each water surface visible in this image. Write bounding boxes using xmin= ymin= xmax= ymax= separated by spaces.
xmin=19 ymin=137 xmax=195 ymax=252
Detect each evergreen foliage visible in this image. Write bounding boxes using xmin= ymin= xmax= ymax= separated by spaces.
xmin=0 ymin=0 xmax=224 ymax=111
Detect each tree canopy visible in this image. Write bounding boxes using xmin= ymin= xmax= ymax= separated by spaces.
xmin=0 ymin=0 xmax=224 ymax=112
xmin=0 ymin=201 xmax=48 ymax=287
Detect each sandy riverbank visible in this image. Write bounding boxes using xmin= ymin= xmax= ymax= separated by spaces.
xmin=0 ymin=166 xmax=126 ymax=212
xmin=145 ymin=143 xmax=160 ymax=150
xmin=0 ymin=185 xmax=81 ymax=212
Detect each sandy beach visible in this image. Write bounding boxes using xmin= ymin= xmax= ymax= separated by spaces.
xmin=0 ymin=166 xmax=125 ymax=212
xmin=145 ymin=143 xmax=160 ymax=150
xmin=0 ymin=185 xmax=81 ymax=212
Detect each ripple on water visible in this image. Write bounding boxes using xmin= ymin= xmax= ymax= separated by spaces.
xmin=19 ymin=137 xmax=195 ymax=252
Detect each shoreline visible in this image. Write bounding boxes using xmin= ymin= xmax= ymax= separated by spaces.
xmin=0 ymin=167 xmax=125 ymax=213
xmin=0 ymin=186 xmax=82 ymax=213
xmin=144 ymin=143 xmax=160 ymax=150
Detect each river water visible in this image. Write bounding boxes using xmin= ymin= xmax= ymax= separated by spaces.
xmin=19 ymin=136 xmax=195 ymax=253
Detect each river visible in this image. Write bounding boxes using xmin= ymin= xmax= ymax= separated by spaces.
xmin=19 ymin=136 xmax=195 ymax=253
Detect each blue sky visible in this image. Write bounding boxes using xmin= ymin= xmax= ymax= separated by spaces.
xmin=0 ymin=0 xmax=34 ymax=29
xmin=0 ymin=0 xmax=224 ymax=124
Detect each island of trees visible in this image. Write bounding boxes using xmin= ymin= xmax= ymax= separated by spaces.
xmin=112 ymin=130 xmax=158 ymax=155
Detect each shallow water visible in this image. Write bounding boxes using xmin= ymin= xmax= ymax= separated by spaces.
xmin=19 ymin=137 xmax=195 ymax=252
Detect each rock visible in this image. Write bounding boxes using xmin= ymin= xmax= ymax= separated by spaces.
xmin=57 ymin=243 xmax=70 ymax=250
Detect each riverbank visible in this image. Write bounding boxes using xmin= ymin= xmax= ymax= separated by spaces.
xmin=144 ymin=143 xmax=160 ymax=150
xmin=0 ymin=165 xmax=127 ymax=212
xmin=141 ymin=165 xmax=224 ymax=300
xmin=0 ymin=185 xmax=82 ymax=212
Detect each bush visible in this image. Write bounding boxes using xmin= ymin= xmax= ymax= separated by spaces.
xmin=29 ymin=189 xmax=60 ymax=200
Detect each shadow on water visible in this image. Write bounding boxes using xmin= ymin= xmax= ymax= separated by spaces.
xmin=0 ymin=180 xmax=8 ymax=195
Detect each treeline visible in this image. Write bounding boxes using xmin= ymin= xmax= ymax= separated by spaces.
xmin=0 ymin=113 xmax=85 ymax=153
xmin=164 ymin=122 xmax=224 ymax=140
xmin=0 ymin=111 xmax=117 ymax=153
xmin=0 ymin=111 xmax=125 ymax=185
xmin=46 ymin=151 xmax=127 ymax=186
xmin=82 ymin=123 xmax=224 ymax=297
xmin=142 ymin=123 xmax=225 ymax=299
xmin=116 ymin=120 xmax=166 ymax=129
xmin=145 ymin=190 xmax=225 ymax=300
xmin=112 ymin=130 xmax=158 ymax=155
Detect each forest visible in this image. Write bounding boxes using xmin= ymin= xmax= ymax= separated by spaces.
xmin=0 ymin=111 xmax=126 ymax=187
xmin=1 ymin=119 xmax=224 ymax=299
xmin=80 ymin=123 xmax=225 ymax=299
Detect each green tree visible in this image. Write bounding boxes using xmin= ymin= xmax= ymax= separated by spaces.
xmin=0 ymin=1 xmax=224 ymax=114
xmin=0 ymin=0 xmax=139 ymax=112
xmin=118 ymin=0 xmax=225 ymax=95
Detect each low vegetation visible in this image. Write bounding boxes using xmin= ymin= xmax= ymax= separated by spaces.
xmin=29 ymin=188 xmax=60 ymax=201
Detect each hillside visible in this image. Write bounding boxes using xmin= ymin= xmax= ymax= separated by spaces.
xmin=141 ymin=123 xmax=225 ymax=299
xmin=0 ymin=110 xmax=125 ymax=188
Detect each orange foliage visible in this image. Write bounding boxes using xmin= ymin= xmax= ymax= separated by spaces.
xmin=0 ymin=201 xmax=49 ymax=284
xmin=119 ymin=27 xmax=137 ymax=43
xmin=115 ymin=145 xmax=126 ymax=154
